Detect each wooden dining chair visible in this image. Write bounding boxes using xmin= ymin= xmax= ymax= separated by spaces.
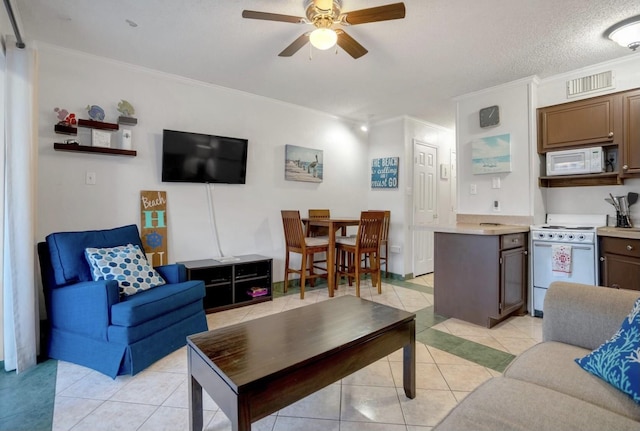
xmin=281 ymin=210 xmax=329 ymax=299
xmin=307 ymin=209 xmax=330 ymax=237
xmin=307 ymin=209 xmax=331 ymax=274
xmin=380 ymin=210 xmax=391 ymax=278
xmin=335 ymin=210 xmax=385 ymax=297
xmin=361 ymin=210 xmax=391 ymax=278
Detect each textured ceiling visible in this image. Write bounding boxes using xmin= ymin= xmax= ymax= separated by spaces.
xmin=9 ymin=0 xmax=640 ymax=129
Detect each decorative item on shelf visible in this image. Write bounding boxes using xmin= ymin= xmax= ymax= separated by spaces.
xmin=91 ymin=129 xmax=111 ymax=148
xmin=120 ymin=128 xmax=133 ymax=150
xmin=86 ymin=104 xmax=106 ymax=121
xmin=117 ymin=99 xmax=138 ymax=125
xmin=53 ymin=107 xmax=77 ymax=134
xmin=247 ymin=287 xmax=269 ymax=298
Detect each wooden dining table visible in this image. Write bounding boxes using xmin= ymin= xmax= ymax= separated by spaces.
xmin=302 ymin=217 xmax=360 ymax=297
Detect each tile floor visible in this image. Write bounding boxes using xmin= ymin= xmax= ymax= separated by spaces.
xmin=40 ymin=274 xmax=542 ymax=430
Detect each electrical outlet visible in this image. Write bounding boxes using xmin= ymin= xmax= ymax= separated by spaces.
xmin=493 ymin=200 xmax=501 ymax=212
xmin=85 ymin=172 xmax=96 ymax=185
xmin=470 ymin=184 xmax=477 ymax=195
xmin=608 ymin=152 xmax=617 ymax=170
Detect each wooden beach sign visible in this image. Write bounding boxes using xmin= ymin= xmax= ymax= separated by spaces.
xmin=140 ymin=190 xmax=168 ymax=266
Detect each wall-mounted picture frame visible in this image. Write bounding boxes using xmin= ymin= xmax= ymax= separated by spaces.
xmin=371 ymin=157 xmax=399 ymax=189
xmin=91 ymin=129 xmax=112 ymax=148
xmin=285 ymin=145 xmax=323 ymax=183
xmin=471 ymin=133 xmax=511 ymax=174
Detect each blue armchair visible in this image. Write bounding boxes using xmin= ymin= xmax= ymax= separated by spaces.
xmin=37 ymin=224 xmax=208 ymax=378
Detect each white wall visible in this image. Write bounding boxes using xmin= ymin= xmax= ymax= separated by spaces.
xmin=367 ymin=118 xmax=405 ymax=275
xmin=36 ymin=44 xmax=369 ymax=281
xmin=455 ymin=77 xmax=538 ymax=217
xmin=367 ymin=116 xmax=455 ymax=276
xmin=537 ymin=54 xmax=640 ymax=225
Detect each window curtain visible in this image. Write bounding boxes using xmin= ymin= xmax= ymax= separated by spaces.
xmin=3 ymin=36 xmax=38 ymax=373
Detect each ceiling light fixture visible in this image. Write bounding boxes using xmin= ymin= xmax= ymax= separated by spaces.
xmin=309 ymin=27 xmax=337 ymax=50
xmin=605 ymin=16 xmax=640 ymax=51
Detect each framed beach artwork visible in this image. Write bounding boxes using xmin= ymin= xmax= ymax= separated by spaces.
xmin=285 ymin=145 xmax=323 ymax=183
xmin=471 ymin=133 xmax=511 ymax=174
xmin=371 ymin=157 xmax=399 ymax=189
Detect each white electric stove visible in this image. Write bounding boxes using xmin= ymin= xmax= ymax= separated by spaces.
xmin=530 ymin=214 xmax=608 ymax=317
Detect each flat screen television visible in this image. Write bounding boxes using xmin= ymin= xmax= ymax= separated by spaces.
xmin=161 ymin=129 xmax=248 ymax=184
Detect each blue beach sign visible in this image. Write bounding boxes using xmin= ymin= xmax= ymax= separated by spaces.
xmin=371 ymin=157 xmax=399 ymax=189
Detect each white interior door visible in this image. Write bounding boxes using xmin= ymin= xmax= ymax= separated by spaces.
xmin=413 ymin=141 xmax=437 ymax=276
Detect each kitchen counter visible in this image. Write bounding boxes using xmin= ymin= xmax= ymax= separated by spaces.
xmin=431 ymin=223 xmax=530 ymax=235
xmin=597 ymin=226 xmax=640 ymax=240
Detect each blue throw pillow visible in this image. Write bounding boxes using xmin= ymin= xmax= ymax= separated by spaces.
xmin=575 ymin=297 xmax=640 ymax=403
xmin=85 ymin=243 xmax=166 ymax=296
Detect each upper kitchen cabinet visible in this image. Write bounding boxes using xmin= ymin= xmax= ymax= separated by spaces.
xmin=538 ymin=93 xmax=621 ymax=153
xmin=621 ymin=88 xmax=640 ymax=176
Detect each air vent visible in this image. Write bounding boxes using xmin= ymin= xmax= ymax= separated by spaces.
xmin=566 ymin=71 xmax=614 ymax=98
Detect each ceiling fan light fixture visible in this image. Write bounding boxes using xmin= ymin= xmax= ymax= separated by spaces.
xmin=309 ymin=28 xmax=338 ymax=50
xmin=605 ymin=16 xmax=640 ymax=51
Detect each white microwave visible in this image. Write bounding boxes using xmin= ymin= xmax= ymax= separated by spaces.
xmin=546 ymin=147 xmax=605 ymax=176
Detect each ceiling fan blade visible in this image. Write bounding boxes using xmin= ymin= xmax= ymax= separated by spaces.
xmin=242 ymin=10 xmax=305 ymax=24
xmin=336 ymin=29 xmax=368 ymax=59
xmin=279 ymin=33 xmax=310 ymax=57
xmin=340 ymin=2 xmax=406 ymax=25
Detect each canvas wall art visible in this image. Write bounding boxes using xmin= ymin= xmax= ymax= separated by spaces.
xmin=371 ymin=157 xmax=399 ymax=189
xmin=285 ymin=145 xmax=323 ymax=183
xmin=471 ymin=133 xmax=512 ymax=174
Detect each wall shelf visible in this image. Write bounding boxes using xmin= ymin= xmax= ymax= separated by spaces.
xmin=539 ymin=172 xmax=622 ymax=187
xmin=53 ymin=143 xmax=136 ymax=157
xmin=77 ymin=119 xmax=119 ymax=130
xmin=54 ymin=124 xmax=78 ymax=135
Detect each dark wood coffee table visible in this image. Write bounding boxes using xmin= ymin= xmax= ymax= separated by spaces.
xmin=187 ymin=295 xmax=416 ymax=431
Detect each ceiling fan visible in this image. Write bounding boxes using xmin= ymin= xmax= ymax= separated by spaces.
xmin=242 ymin=0 xmax=406 ymax=59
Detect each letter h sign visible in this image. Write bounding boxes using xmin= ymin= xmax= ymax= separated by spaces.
xmin=140 ymin=190 xmax=168 ymax=267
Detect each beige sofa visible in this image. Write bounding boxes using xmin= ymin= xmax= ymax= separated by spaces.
xmin=434 ymin=281 xmax=640 ymax=431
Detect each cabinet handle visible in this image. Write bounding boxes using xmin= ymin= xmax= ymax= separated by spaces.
xmin=608 ymin=132 xmax=614 ymax=138
xmin=627 ymin=245 xmax=634 ymax=251
xmin=612 ymin=283 xmax=621 ymax=289
xmin=623 ymin=164 xmax=629 ymax=170
xmin=600 ymin=256 xmax=604 ymax=261
xmin=524 ymin=250 xmax=528 ymax=255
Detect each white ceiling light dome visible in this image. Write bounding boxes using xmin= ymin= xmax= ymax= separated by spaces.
xmin=309 ymin=28 xmax=338 ymax=50
xmin=605 ymin=16 xmax=640 ymax=51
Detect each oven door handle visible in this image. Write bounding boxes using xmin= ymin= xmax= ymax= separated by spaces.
xmin=533 ymin=243 xmax=592 ymax=250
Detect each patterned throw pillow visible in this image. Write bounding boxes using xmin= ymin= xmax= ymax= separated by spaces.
xmin=575 ymin=297 xmax=640 ymax=403
xmin=85 ymin=243 xmax=166 ymax=296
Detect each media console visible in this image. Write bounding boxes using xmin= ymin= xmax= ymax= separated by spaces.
xmin=180 ymin=254 xmax=272 ymax=313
